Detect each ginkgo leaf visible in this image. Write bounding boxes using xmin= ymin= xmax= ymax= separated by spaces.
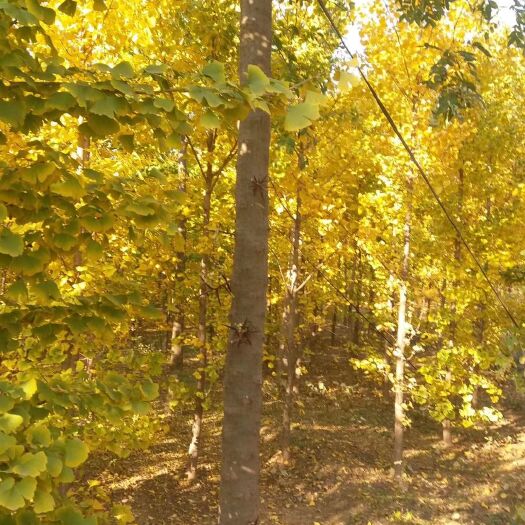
xmin=203 ymin=61 xmax=226 ymax=84
xmin=0 ymin=100 xmax=26 ymax=127
xmin=45 ymin=455 xmax=63 ymax=478
xmin=10 ymin=451 xmax=47 ymax=477
xmin=199 ymin=110 xmax=221 ymax=129
xmin=246 ymin=65 xmax=270 ymax=95
xmin=153 ymin=98 xmax=175 ymax=112
xmin=26 ymin=0 xmax=55 ymax=24
xmin=0 ymin=229 xmax=24 ymax=257
xmin=5 ymin=279 xmax=28 ymax=302
xmin=64 ymin=438 xmax=89 ymax=468
xmin=143 ymin=64 xmax=167 ymax=75
xmin=284 ymin=100 xmax=320 ymax=131
xmin=0 ymin=414 xmax=24 ymax=434
xmin=140 ymin=380 xmax=159 ymax=401
xmin=0 ymin=477 xmax=36 ymax=511
xmin=21 ymin=378 xmax=37 ymax=399
xmin=90 ymin=96 xmax=121 ymax=118
xmin=50 ymin=177 xmax=86 ymax=199
xmin=81 ymin=114 xmax=120 ymax=137
xmin=0 ymin=432 xmax=16 ymax=454
xmin=33 ymin=490 xmax=55 ymax=513
xmin=14 ymin=254 xmax=44 ymax=276
xmin=27 ymin=425 xmax=51 ymax=447
xmin=111 ymin=61 xmax=134 ymax=79
xmin=338 ymin=70 xmax=360 ymax=93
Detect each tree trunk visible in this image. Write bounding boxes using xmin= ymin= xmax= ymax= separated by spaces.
xmin=351 ymin=250 xmax=362 ymax=345
xmin=442 ymin=167 xmax=464 ymax=447
xmin=219 ymin=0 xmax=271 ymax=522
xmin=330 ymin=305 xmax=337 ymax=346
xmin=168 ymin=142 xmax=188 ymax=372
xmin=281 ymin=183 xmax=302 ymax=465
xmin=188 ymin=133 xmax=215 ymax=481
xmin=394 ymin=177 xmax=412 ymax=483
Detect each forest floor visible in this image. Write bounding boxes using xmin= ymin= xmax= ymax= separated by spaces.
xmin=88 ymin=345 xmax=525 ymax=525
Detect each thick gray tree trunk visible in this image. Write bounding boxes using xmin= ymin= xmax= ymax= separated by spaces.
xmin=219 ymin=0 xmax=272 ymax=522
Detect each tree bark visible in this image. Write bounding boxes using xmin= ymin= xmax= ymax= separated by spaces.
xmin=394 ymin=177 xmax=412 ymax=483
xmin=281 ymin=183 xmax=302 ymax=465
xmin=219 ymin=0 xmax=271 ymax=522
xmin=188 ymin=132 xmax=216 ymax=481
xmin=168 ymin=141 xmax=188 ymax=372
xmin=442 ymin=167 xmax=464 ymax=447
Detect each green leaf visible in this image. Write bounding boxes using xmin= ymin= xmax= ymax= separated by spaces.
xmin=57 ymin=466 xmax=74 ymax=484
xmin=14 ymin=255 xmax=44 ymax=276
xmin=111 ymin=61 xmax=134 ymax=80
xmin=27 ymin=425 xmax=51 ymax=447
xmin=5 ymin=279 xmax=28 ymax=302
xmin=50 ymin=177 xmax=85 ymax=199
xmin=0 ymin=131 xmax=6 ymax=145
xmin=93 ymin=0 xmax=106 ymax=10
xmin=143 ymin=64 xmax=167 ymax=75
xmin=284 ymin=100 xmax=320 ymax=131
xmin=90 ymin=96 xmax=121 ymax=119
xmin=0 ymin=477 xmax=36 ymax=511
xmin=21 ymin=378 xmax=37 ymax=399
xmin=0 ymin=413 xmax=23 ymax=434
xmin=11 ymin=451 xmax=47 ymax=477
xmin=202 ymin=61 xmax=226 ymax=84
xmin=32 ymin=280 xmax=61 ymax=303
xmin=153 ymin=98 xmax=175 ymax=112
xmin=57 ymin=507 xmax=96 ymax=525
xmin=46 ymin=92 xmax=76 ymax=111
xmin=246 ymin=65 xmax=270 ymax=96
xmin=26 ymin=0 xmax=55 ymax=24
xmin=45 ymin=454 xmax=63 ymax=477
xmin=140 ymin=380 xmax=159 ymax=401
xmin=79 ymin=211 xmax=114 ymax=233
xmin=0 ymin=396 xmax=14 ymax=413
xmin=0 ymin=100 xmax=25 ymax=128
xmin=0 ymin=432 xmax=16 ymax=454
xmin=64 ymin=438 xmax=89 ymax=468
xmin=53 ymin=233 xmax=77 ymax=251
xmin=85 ymin=240 xmax=103 ymax=260
xmin=0 ymin=229 xmax=24 ymax=257
xmin=58 ymin=0 xmax=76 ymax=16
xmin=81 ymin=114 xmax=120 ymax=138
xmin=33 ymin=489 xmax=55 ymax=513
xmin=0 ymin=204 xmax=7 ymax=221
xmin=199 ymin=110 xmax=221 ymax=129
xmin=125 ymin=202 xmax=155 ymax=216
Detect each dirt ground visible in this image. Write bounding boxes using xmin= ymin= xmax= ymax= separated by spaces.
xmin=87 ymin=348 xmax=525 ymax=525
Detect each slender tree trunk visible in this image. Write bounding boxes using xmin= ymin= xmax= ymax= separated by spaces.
xmin=281 ymin=184 xmax=302 ymax=464
xmin=219 ymin=0 xmax=271 ymax=522
xmin=394 ymin=177 xmax=412 ymax=483
xmin=330 ymin=305 xmax=337 ymax=346
xmin=188 ymin=133 xmax=215 ymax=481
xmin=351 ymin=250 xmax=362 ymax=345
xmin=442 ymin=167 xmax=464 ymax=447
xmin=168 ymin=142 xmax=188 ymax=372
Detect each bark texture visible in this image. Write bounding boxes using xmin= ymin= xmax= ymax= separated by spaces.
xmin=219 ymin=0 xmax=272 ymax=522
xmin=394 ymin=177 xmax=412 ymax=482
